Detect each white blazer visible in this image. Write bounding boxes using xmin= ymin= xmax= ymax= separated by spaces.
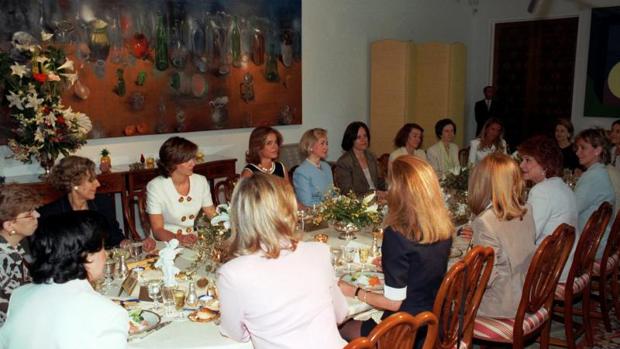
xmin=0 ymin=279 xmax=128 ymax=349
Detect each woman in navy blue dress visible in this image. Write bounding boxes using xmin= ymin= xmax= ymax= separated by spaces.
xmin=339 ymin=155 xmax=453 ymax=347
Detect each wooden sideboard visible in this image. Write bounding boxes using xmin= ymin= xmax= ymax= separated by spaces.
xmin=7 ymin=156 xmax=237 ymax=240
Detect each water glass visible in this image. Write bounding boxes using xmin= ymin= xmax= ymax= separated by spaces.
xmin=130 ymin=242 xmax=144 ymax=260
xmin=162 ymin=286 xmax=176 ymax=318
xmin=330 ymin=248 xmax=342 ymax=267
xmin=147 ymin=280 xmax=163 ymax=312
xmin=343 ymin=246 xmax=356 ymax=273
xmin=103 ymin=259 xmax=115 ymax=289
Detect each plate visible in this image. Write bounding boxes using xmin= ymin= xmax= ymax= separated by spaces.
xmin=198 ymin=295 xmax=220 ymax=312
xmin=341 ymin=272 xmax=384 ymax=291
xmin=128 ymin=310 xmax=161 ymax=335
xmin=188 ymin=308 xmax=219 ymax=323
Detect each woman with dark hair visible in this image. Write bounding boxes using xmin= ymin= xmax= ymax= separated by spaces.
xmin=388 ymin=123 xmax=426 ymax=167
xmin=0 ymin=184 xmax=40 ymax=326
xmin=426 ymin=118 xmax=460 ymax=175
xmin=147 ymin=136 xmax=216 ymax=246
xmin=574 ymin=128 xmax=615 ymax=258
xmin=241 ymin=126 xmax=287 ymax=179
xmin=218 ymin=174 xmax=347 ymax=348
xmin=468 ymin=153 xmax=536 ymax=317
xmin=338 ymin=155 xmax=452 ymax=348
xmin=0 ymin=211 xmax=128 ymax=348
xmin=554 ymin=118 xmax=580 ymax=171
xmin=334 ymin=121 xmax=386 ymax=196
xmin=468 ymin=118 xmax=507 ymax=165
xmin=518 ymin=136 xmax=577 ymax=280
xmin=609 ymin=119 xmax=620 ymax=168
xmin=39 ymin=156 xmax=131 ymax=249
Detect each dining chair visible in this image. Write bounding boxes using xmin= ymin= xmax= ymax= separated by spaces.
xmin=458 ymin=147 xmax=470 ymax=167
xmin=432 ymin=246 xmax=494 ymax=349
xmin=473 ymin=224 xmax=575 ymax=349
xmin=591 ymin=209 xmax=620 ymax=331
xmin=344 ymin=311 xmax=439 ymax=349
xmin=550 ymin=201 xmax=612 ymax=349
xmin=213 ymin=176 xmax=238 ymax=206
xmin=377 ymin=153 xmax=389 ymax=180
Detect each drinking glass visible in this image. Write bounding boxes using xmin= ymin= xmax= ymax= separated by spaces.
xmin=130 ymin=242 xmax=144 ymax=260
xmin=330 ymin=248 xmax=342 ymax=267
xmin=162 ymin=286 xmax=176 ymax=318
xmin=343 ymin=247 xmax=356 ymax=273
xmin=103 ymin=259 xmax=115 ymax=290
xmin=147 ymin=280 xmax=163 ymax=312
xmin=296 ymin=210 xmax=306 ymax=233
xmin=359 ymin=247 xmax=370 ymax=271
xmin=174 ymin=289 xmax=186 ymax=320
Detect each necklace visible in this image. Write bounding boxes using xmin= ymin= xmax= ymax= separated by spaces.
xmin=257 ymin=162 xmax=276 ymax=174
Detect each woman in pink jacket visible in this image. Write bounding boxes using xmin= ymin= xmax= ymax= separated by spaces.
xmin=217 ymin=174 xmax=348 ymax=349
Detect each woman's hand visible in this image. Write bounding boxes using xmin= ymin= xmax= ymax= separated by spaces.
xmin=459 ymin=226 xmax=474 ymax=240
xmin=372 ymin=257 xmax=383 ymax=272
xmin=338 ymin=280 xmax=357 ymax=298
xmin=176 ymin=233 xmax=197 ymax=247
xmin=142 ymin=237 xmax=157 ymax=252
xmin=119 ymin=239 xmax=132 ymax=249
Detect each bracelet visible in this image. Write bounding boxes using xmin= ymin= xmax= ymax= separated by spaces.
xmin=354 ymin=287 xmax=361 ymax=298
xmin=362 ymin=289 xmax=368 ymax=303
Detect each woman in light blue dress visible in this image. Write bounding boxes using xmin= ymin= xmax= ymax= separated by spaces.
xmin=293 ymin=128 xmax=333 ymax=207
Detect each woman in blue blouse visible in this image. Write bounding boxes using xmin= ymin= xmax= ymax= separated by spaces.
xmin=574 ymin=128 xmax=615 ymax=258
xmin=293 ymin=128 xmax=333 ymax=207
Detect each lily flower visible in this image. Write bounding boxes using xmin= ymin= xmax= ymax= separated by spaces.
xmin=362 ymin=192 xmax=376 ymax=205
xmin=41 ymin=31 xmax=53 ymax=42
xmin=10 ymin=63 xmax=28 ymax=78
xmin=57 ymin=59 xmax=74 ymax=72
xmin=365 ymin=203 xmax=379 ymax=214
xmin=6 ymin=91 xmax=24 ymax=110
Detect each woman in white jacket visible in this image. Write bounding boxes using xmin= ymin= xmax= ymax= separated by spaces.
xmin=0 ymin=211 xmax=128 ymax=349
xmin=468 ymin=118 xmax=507 ymax=166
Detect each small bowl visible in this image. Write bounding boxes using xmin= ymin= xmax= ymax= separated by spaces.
xmin=314 ymin=233 xmax=329 ymax=243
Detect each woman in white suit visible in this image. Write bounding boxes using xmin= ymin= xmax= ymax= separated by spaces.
xmin=0 ymin=211 xmax=128 ymax=349
xmin=426 ymin=118 xmax=460 ymax=175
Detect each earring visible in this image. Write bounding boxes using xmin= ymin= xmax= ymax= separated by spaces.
xmin=73 ymin=186 xmax=79 ymax=191
xmin=9 ymin=230 xmax=16 ymax=236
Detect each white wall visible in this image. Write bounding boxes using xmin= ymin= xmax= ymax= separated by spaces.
xmin=467 ymin=0 xmax=620 ymax=141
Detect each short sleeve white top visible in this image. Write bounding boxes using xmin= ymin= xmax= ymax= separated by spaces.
xmin=146 ymin=174 xmax=213 ymax=235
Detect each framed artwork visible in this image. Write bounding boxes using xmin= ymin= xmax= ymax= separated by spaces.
xmin=584 ymin=6 xmax=620 ymax=117
xmin=0 ymin=0 xmax=301 ymax=142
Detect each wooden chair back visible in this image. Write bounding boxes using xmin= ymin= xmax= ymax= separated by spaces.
xmin=344 ymin=311 xmax=439 ymax=349
xmin=134 ymin=189 xmax=151 ymax=238
xmin=513 ymin=224 xmax=575 ymax=342
xmin=458 ymin=147 xmax=470 ymax=167
xmin=597 ymin=208 xmax=620 ymax=277
xmin=433 ymin=246 xmax=494 ymax=349
xmin=564 ymin=202 xmax=612 ymax=295
xmin=213 ymin=176 xmax=237 ymax=206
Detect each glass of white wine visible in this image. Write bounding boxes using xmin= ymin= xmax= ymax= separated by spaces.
xmin=147 ymin=280 xmax=163 ymax=312
xmin=359 ymin=247 xmax=370 ymax=271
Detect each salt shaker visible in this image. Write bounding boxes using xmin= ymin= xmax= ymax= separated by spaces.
xmin=185 ymin=281 xmax=198 ymax=307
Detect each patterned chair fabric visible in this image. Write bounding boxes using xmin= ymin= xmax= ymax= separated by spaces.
xmin=593 ymin=253 xmax=620 ymax=276
xmin=554 ymin=273 xmax=591 ymax=299
xmin=473 ymin=308 xmax=550 ymax=343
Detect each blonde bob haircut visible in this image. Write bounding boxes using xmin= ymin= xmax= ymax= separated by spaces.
xmin=299 ymin=128 xmax=328 ymax=157
xmin=468 ymin=153 xmax=527 ymax=221
xmin=385 ymin=155 xmax=453 ymax=243
xmin=226 ymin=173 xmax=299 ymax=260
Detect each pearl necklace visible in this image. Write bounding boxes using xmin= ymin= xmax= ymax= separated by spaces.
xmin=258 ymin=162 xmax=276 ymax=174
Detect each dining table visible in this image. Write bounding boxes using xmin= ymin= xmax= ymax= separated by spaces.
xmin=106 ymin=225 xmax=470 ymax=349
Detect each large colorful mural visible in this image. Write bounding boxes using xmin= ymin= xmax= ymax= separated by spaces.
xmin=0 ymin=0 xmax=301 ymax=141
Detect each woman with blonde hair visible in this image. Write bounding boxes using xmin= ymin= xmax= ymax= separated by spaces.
xmin=217 ymin=174 xmax=347 ymax=348
xmin=339 ymin=155 xmax=452 ymax=348
xmin=293 ymin=128 xmax=333 ymax=207
xmin=468 ymin=153 xmax=536 ymax=318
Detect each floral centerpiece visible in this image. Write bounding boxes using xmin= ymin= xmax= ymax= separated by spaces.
xmin=194 ymin=204 xmax=232 ymax=272
xmin=440 ymin=166 xmax=471 ymax=226
xmin=0 ymin=32 xmax=91 ymax=174
xmin=313 ymin=189 xmax=383 ymax=240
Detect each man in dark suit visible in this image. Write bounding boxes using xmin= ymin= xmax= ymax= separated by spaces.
xmin=474 ymin=86 xmax=501 ymax=136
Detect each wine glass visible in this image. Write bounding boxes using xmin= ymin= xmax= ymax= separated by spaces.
xmin=359 ymin=247 xmax=370 ymax=271
xmin=147 ymin=280 xmax=163 ymax=312
xmin=343 ymin=246 xmax=356 ymax=273
xmin=330 ymin=248 xmax=342 ymax=267
xmin=103 ymin=259 xmax=115 ymax=290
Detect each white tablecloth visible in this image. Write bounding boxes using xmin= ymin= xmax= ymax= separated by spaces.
xmin=115 ymin=226 xmax=379 ymax=349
